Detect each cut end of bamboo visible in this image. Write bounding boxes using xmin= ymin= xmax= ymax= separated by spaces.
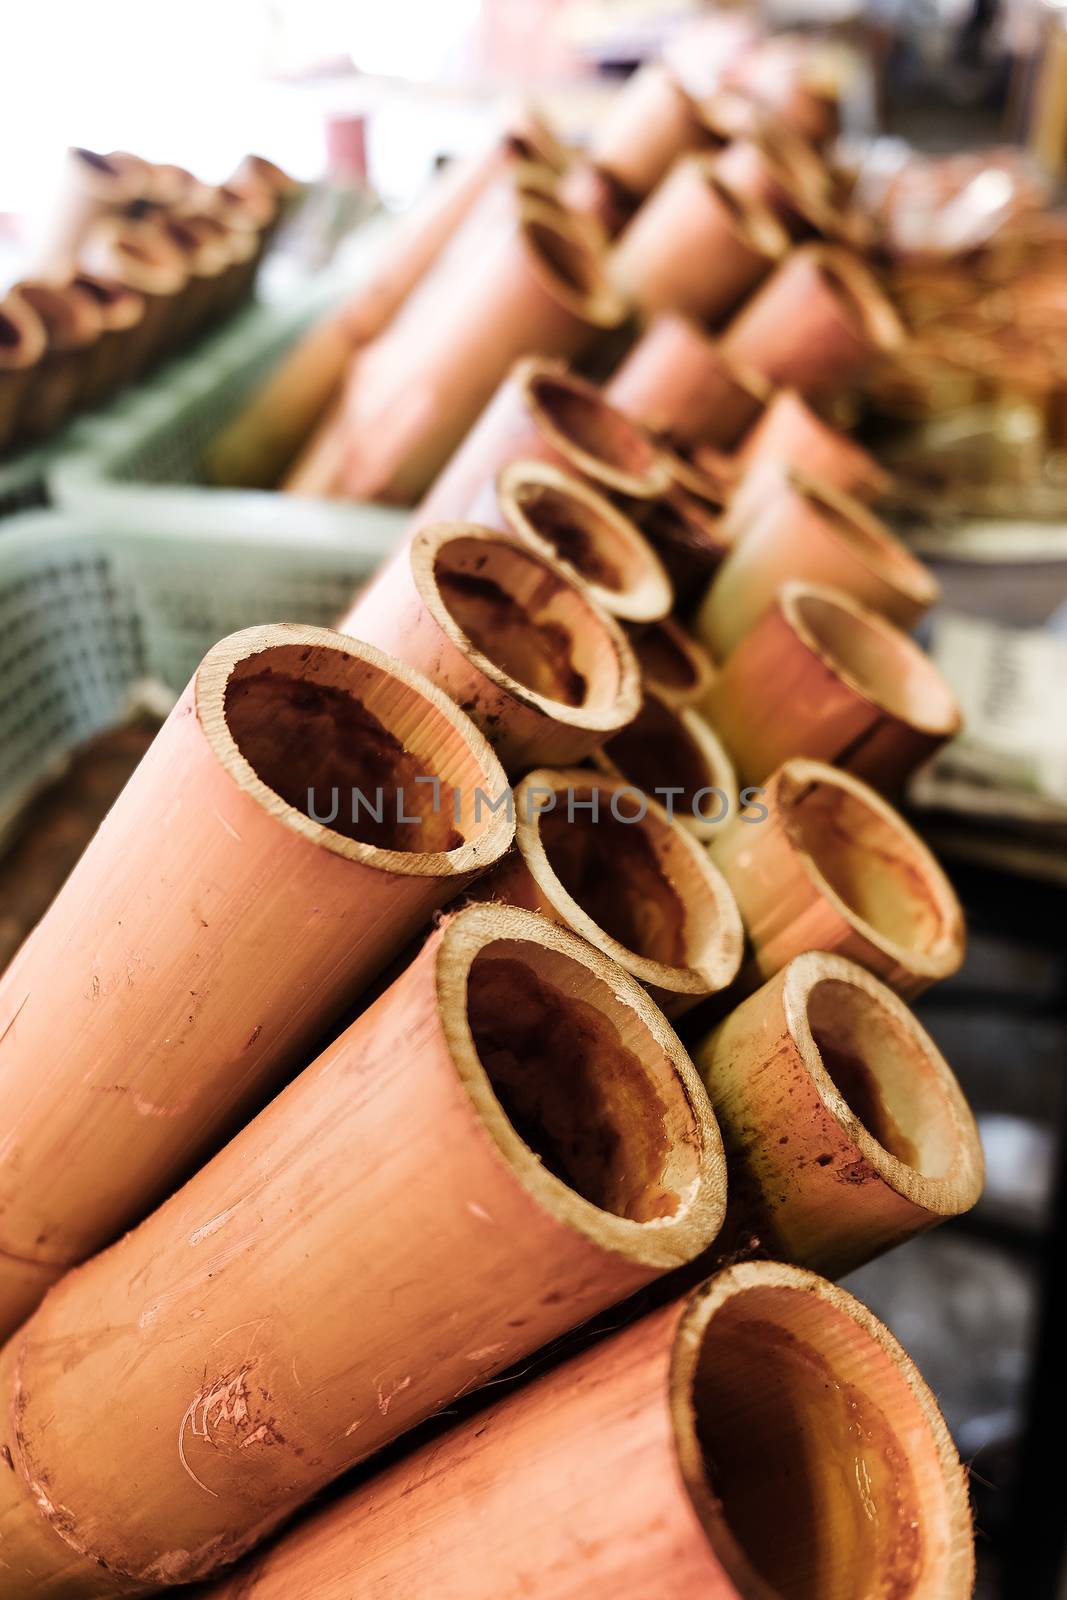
xmin=479 ymin=768 xmax=743 ymax=1015
xmin=593 ymin=690 xmax=737 ymax=842
xmin=518 ymin=199 xmax=628 ymax=332
xmin=199 ymin=622 xmax=514 ymax=875
xmin=496 ymin=458 xmax=673 ymax=623
xmin=673 ymin=1261 xmax=976 ymax=1600
xmin=629 ymin=615 xmax=716 ymax=709
xmin=437 ymin=901 xmax=727 ymax=1266
xmin=710 ymin=758 xmax=965 ymax=994
xmin=519 ymin=357 xmax=673 ymax=499
xmin=412 ymin=520 xmax=642 ymax=735
xmin=812 ymin=246 xmax=907 ymax=359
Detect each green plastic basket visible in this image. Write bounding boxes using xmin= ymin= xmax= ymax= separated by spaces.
xmin=0 ymin=503 xmax=402 ymax=834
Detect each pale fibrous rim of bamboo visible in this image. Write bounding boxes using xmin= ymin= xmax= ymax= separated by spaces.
xmin=778 ymin=579 xmax=962 ymax=737
xmin=495 ymin=457 xmax=674 ymax=623
xmin=688 ymin=153 xmax=790 ymax=263
xmin=782 ymin=950 xmax=984 ymax=1216
xmin=517 ymin=355 xmax=675 ymax=500
xmin=435 ymin=901 xmax=727 ymax=1268
xmin=195 ymin=623 xmax=515 ymax=878
xmin=516 ymin=196 xmax=629 ymax=332
xmin=410 ymin=520 xmax=644 ymax=733
xmin=670 ymin=1261 xmax=976 ymax=1600
xmin=770 ymin=758 xmax=965 ymax=981
xmin=510 ymin=767 xmax=744 ymax=997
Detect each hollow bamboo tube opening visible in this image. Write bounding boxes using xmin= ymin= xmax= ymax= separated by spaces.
xmin=522 ymin=360 xmax=672 ymax=498
xmin=814 ymin=248 xmax=905 ymax=359
xmin=442 ymin=904 xmax=725 ymax=1257
xmin=70 ymin=272 xmax=144 ymax=332
xmin=593 ymin=690 xmax=736 ymax=841
xmin=0 ymin=294 xmax=46 ymax=368
xmin=787 ymin=471 xmax=936 ymax=607
xmin=785 ymin=583 xmax=960 ymax=738
xmin=694 ymin=952 xmax=984 ymax=1273
xmin=417 ymin=522 xmax=640 ymax=727
xmin=712 ymin=759 xmax=964 ymax=993
xmin=519 ymin=208 xmax=627 ymax=331
xmin=696 ymin=160 xmax=789 ymax=261
xmin=13 ymin=281 xmax=100 ymax=351
xmin=675 ymin=1263 xmax=975 ymax=1600
xmin=639 ymin=490 xmax=729 ymax=604
xmin=215 ymin=627 xmax=511 ymax=867
xmin=482 ymin=768 xmax=742 ymax=1013
xmin=630 ymin=615 xmax=715 ymax=708
xmin=496 ymin=459 xmax=673 ymax=622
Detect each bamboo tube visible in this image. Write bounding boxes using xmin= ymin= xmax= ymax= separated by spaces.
xmin=202 ymin=1263 xmax=975 ymax=1600
xmin=709 ymin=758 xmax=965 ymax=996
xmin=610 ymin=156 xmax=787 ymax=324
xmin=695 ymin=465 xmax=939 ymax=658
xmin=657 ymin=436 xmax=734 ymax=508
xmin=414 ymin=356 xmax=672 ymax=526
xmin=69 ymin=273 xmax=147 ymax=400
xmin=713 ymin=130 xmax=836 ymax=240
xmin=592 ymin=688 xmax=737 ymax=842
xmin=0 ymin=903 xmax=725 ymax=1595
xmin=466 ymin=458 xmax=673 ymax=623
xmin=604 ymin=311 xmax=771 ymax=447
xmin=8 ymin=280 xmax=103 ymax=441
xmin=629 ymin=615 xmax=716 ymax=709
xmin=702 ymin=581 xmax=961 ymax=791
xmin=737 ymin=387 xmax=893 ymax=501
xmin=559 ymin=156 xmax=640 ymax=237
xmin=300 ymin=201 xmax=628 ymax=504
xmin=186 ymin=212 xmax=260 ymax=322
xmin=636 ymin=488 xmax=729 ymax=607
xmin=0 ymin=291 xmax=47 ymax=455
xmin=231 ymin=153 xmax=302 ymax=204
xmin=340 ymin=522 xmax=641 ymax=770
xmin=722 ymin=246 xmax=905 ymax=397
xmin=693 ymin=953 xmax=984 ymax=1275
xmin=79 ymin=215 xmax=189 ymax=361
xmin=157 ymin=215 xmax=234 ymax=339
xmin=25 ymin=146 xmax=145 ymax=274
xmin=0 ymin=624 xmax=513 ymax=1338
xmin=473 ymin=768 xmax=743 ymax=1016
xmin=590 ymin=62 xmax=717 ymax=196
xmin=727 ymin=41 xmax=842 ymax=145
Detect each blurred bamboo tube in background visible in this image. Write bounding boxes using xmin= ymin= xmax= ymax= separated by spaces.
xmin=592 ymin=687 xmax=738 ymax=842
xmin=414 ymin=356 xmax=672 ymax=528
xmin=708 ymin=758 xmax=965 ymax=996
xmin=702 ymin=581 xmax=961 ymax=790
xmin=736 ymin=387 xmax=892 ymax=501
xmin=722 ymin=245 xmax=905 ymax=396
xmin=713 ymin=128 xmax=835 ymax=240
xmin=629 ymin=614 xmax=716 ymax=708
xmin=25 ymin=146 xmax=146 ymax=274
xmin=693 ymin=952 xmax=984 ymax=1275
xmin=69 ymin=273 xmax=147 ymax=400
xmin=0 ymin=625 xmax=512 ymax=1338
xmin=589 ymin=61 xmax=720 ymax=198
xmin=473 ymin=768 xmax=743 ymax=1016
xmin=202 ymin=1263 xmax=975 ymax=1600
xmin=80 ymin=215 xmax=189 ymax=361
xmin=634 ymin=483 xmax=730 ymax=607
xmin=610 ymin=157 xmax=787 ymax=324
xmin=465 ymin=457 xmax=674 ymax=622
xmin=695 ymin=465 xmax=939 ymax=657
xmin=287 ymin=200 xmax=628 ymax=503
xmin=340 ymin=522 xmax=641 ymax=769
xmin=157 ymin=214 xmax=234 ymax=337
xmin=604 ymin=310 xmax=771 ymax=447
xmin=8 ymin=280 xmax=102 ymax=442
xmin=0 ymin=291 xmax=47 ymax=454
xmin=0 ymin=903 xmax=725 ymax=1595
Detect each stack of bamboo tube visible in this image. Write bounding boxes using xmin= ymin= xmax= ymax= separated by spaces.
xmin=0 ymin=150 xmax=297 ymax=456
xmin=0 ymin=39 xmax=987 ymax=1600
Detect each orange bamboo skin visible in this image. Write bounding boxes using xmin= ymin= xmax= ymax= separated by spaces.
xmin=414 ymin=357 xmax=672 ymax=529
xmin=702 ymin=582 xmax=962 ymax=792
xmin=736 ymin=387 xmax=893 ymax=501
xmin=591 ymin=688 xmax=738 ymax=844
xmin=0 ymin=293 xmax=47 ymax=454
xmin=0 ymin=625 xmax=513 ymax=1339
xmin=339 ymin=522 xmax=641 ymax=770
xmin=203 ymin=1264 xmax=975 ymax=1600
xmin=708 ymin=759 xmax=965 ymax=997
xmin=695 ymin=465 xmax=939 ymax=659
xmin=610 ymin=157 xmax=786 ymax=325
xmin=629 ymin=615 xmax=716 ymax=709
xmin=472 ymin=768 xmax=743 ymax=1016
xmin=0 ymin=904 xmax=725 ymax=1593
xmin=8 ymin=281 xmax=102 ymax=442
xmin=692 ymin=953 xmax=984 ymax=1277
xmin=303 ymin=203 xmax=627 ymax=505
xmin=604 ymin=312 xmax=770 ymax=448
xmin=465 ymin=458 xmax=673 ymax=623
xmin=721 ymin=245 xmax=905 ymax=398
xmin=590 ymin=62 xmax=717 ymax=197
